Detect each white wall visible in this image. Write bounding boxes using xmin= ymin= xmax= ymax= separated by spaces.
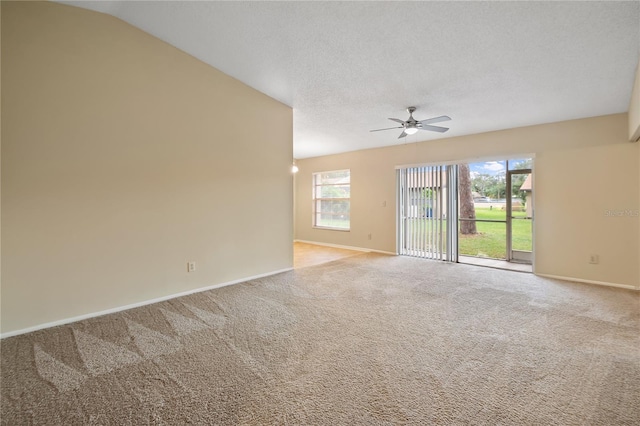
xmin=295 ymin=114 xmax=639 ymax=289
xmin=1 ymin=2 xmax=293 ymax=334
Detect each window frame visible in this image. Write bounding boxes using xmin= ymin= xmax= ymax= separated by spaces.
xmin=312 ymin=169 xmax=351 ymax=231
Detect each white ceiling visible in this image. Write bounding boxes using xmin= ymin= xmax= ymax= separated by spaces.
xmin=61 ymin=1 xmax=640 ymax=159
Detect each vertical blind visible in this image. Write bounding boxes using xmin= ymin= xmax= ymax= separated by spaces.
xmin=397 ymin=165 xmax=458 ymax=262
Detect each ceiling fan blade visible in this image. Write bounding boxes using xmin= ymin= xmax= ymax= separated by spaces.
xmin=389 ymin=118 xmax=405 ymax=124
xmin=420 ymin=124 xmax=449 ymax=133
xmin=370 ymin=126 xmax=403 ymax=132
xmin=398 ymin=131 xmax=408 ymax=139
xmin=420 ymin=115 xmax=451 ymax=125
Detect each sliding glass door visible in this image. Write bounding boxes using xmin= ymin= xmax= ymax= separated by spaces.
xmin=457 ymin=158 xmax=533 ymax=267
xmin=398 ymin=158 xmax=533 ymax=269
xmin=458 ymin=161 xmax=508 ymax=260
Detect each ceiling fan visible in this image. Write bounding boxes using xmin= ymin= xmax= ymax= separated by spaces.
xmin=370 ymin=107 xmax=451 ymax=139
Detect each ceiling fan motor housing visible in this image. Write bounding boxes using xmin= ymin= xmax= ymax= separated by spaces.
xmin=406 ymin=107 xmax=418 ymax=129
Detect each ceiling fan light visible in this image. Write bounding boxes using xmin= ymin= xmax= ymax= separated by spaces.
xmin=405 ymin=127 xmax=419 ymax=135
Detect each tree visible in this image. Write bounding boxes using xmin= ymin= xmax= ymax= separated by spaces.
xmin=471 ymin=174 xmax=492 ymax=196
xmin=459 ymin=163 xmax=477 ymax=234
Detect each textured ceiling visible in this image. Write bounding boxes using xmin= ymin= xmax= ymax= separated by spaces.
xmin=61 ymin=1 xmax=640 ymax=159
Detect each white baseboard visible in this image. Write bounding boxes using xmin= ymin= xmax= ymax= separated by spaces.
xmin=294 ymin=239 xmax=397 ymax=256
xmin=536 ymin=273 xmax=639 ymax=291
xmin=0 ymin=267 xmax=293 ymax=339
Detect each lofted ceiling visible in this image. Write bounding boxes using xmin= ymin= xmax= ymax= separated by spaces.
xmin=60 ymin=1 xmax=640 ymax=159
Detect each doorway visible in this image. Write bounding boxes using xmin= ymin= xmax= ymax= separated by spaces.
xmin=457 ymin=158 xmax=533 ymax=272
xmin=396 ymin=158 xmax=533 ymax=272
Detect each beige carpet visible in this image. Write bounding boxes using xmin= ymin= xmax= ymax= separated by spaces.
xmin=2 ymin=253 xmax=639 ymax=424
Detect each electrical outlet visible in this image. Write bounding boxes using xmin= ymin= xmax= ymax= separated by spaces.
xmin=368 ymin=233 xmax=372 ymax=240
xmin=589 ymin=254 xmax=599 ymax=265
xmin=187 ymin=261 xmax=196 ymax=272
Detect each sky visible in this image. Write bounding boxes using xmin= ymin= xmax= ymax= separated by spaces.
xmin=469 ymin=161 xmax=505 ymax=177
xmin=469 ymin=159 xmax=530 ymax=177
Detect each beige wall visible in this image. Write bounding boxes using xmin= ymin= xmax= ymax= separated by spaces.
xmin=295 ymin=114 xmax=640 ymax=289
xmin=1 ymin=2 xmax=293 ymax=334
xmin=629 ymin=60 xmax=640 ymax=142
xmin=0 ymin=2 xmax=3 ymax=332
xmin=535 ymin=143 xmax=639 ymax=287
xmin=631 ymin=59 xmax=640 ymax=287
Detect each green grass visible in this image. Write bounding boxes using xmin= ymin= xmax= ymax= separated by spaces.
xmin=459 ymin=207 xmax=532 ymax=259
xmin=403 ymin=207 xmax=532 ymax=259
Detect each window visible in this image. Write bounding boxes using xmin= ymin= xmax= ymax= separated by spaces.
xmin=313 ymin=169 xmax=350 ymax=230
